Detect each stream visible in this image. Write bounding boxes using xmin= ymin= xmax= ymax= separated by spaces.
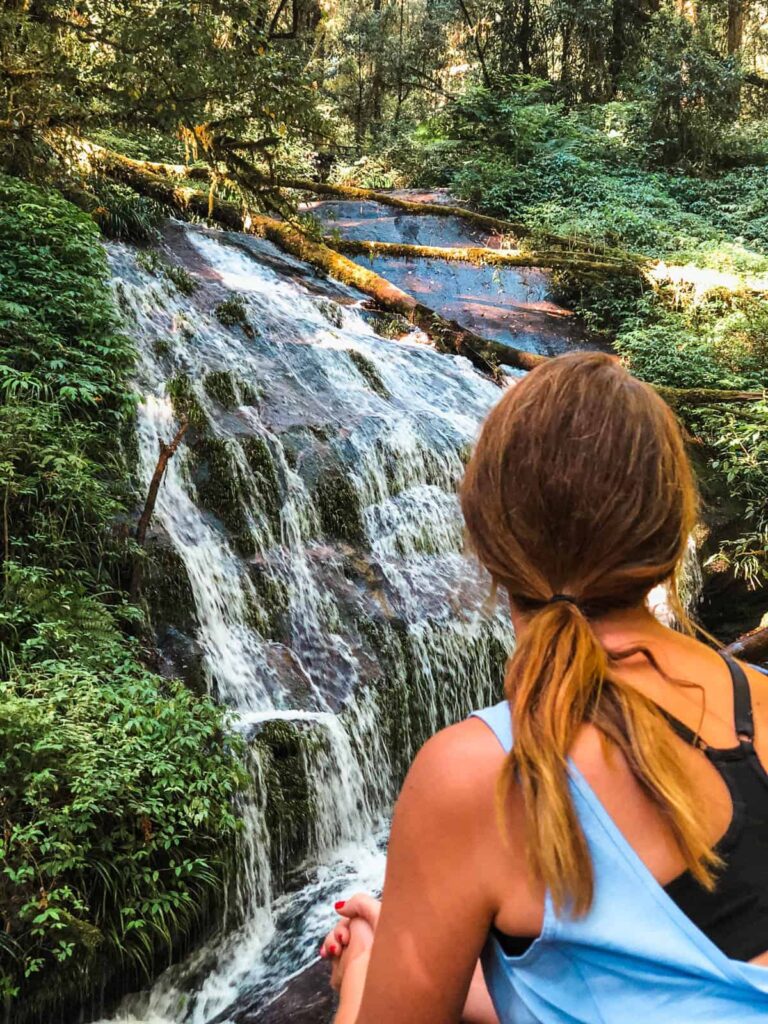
xmin=93 ymin=196 xmax=587 ymax=1024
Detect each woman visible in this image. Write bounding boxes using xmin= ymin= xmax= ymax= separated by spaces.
xmin=320 ymin=351 xmax=768 ymax=1023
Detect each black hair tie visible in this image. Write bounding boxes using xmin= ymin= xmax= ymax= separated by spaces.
xmin=548 ymin=593 xmax=579 ymax=606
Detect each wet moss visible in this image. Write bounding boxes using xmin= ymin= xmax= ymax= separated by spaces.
xmin=203 ymin=370 xmax=260 ymax=409
xmin=361 ymin=308 xmax=412 ymax=339
xmin=347 ymin=349 xmax=391 ymax=399
xmin=164 ymin=263 xmax=198 ymax=296
xmin=315 ymin=297 xmax=344 ymax=328
xmin=167 ymin=373 xmax=208 ymax=429
xmin=215 ymin=295 xmax=256 ymax=337
xmin=316 ymin=466 xmax=365 ymax=544
xmin=257 ymin=722 xmax=317 ymax=885
xmin=152 ymin=338 xmax=171 ymax=359
xmin=136 ymin=249 xmax=198 ymax=295
xmin=192 ymin=436 xmax=255 ymax=557
xmin=246 ymin=568 xmax=290 ymax=642
xmin=241 ymin=436 xmax=283 ymax=534
xmin=142 ymin=535 xmax=198 ymax=634
xmin=203 ymin=370 xmax=238 ymax=409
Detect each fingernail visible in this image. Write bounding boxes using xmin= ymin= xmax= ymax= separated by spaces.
xmin=334 ymin=900 xmax=346 ymax=911
xmin=329 ymin=944 xmax=338 ymax=955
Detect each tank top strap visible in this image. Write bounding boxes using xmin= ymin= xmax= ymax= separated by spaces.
xmin=719 ymin=651 xmax=754 ymax=742
xmin=471 ymin=701 xmax=513 ymax=753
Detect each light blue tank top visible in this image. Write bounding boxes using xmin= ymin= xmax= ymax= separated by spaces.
xmin=472 ymin=701 xmax=768 ymax=1023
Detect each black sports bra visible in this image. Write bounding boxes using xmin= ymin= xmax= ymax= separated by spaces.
xmin=498 ymin=653 xmax=768 ymax=962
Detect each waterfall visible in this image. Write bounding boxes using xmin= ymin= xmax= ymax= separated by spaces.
xmin=96 ymin=223 xmax=513 ymax=1023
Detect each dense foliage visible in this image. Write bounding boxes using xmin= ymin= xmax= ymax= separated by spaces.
xmin=0 ymin=176 xmax=245 ymax=1016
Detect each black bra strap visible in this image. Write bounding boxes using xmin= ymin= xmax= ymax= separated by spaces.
xmin=719 ymin=652 xmax=754 ymax=741
xmin=659 ymin=707 xmax=706 ymax=750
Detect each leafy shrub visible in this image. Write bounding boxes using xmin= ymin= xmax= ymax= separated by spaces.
xmin=0 ymin=613 xmax=246 ymax=1007
xmin=0 ymin=175 xmax=245 ymax=1017
xmin=88 ymin=179 xmax=166 ymax=243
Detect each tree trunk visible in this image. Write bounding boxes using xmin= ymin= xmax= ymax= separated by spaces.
xmin=727 ymin=0 xmax=746 ymax=54
xmin=457 ymin=0 xmax=494 ymax=90
xmin=723 ymin=622 xmax=768 ymax=665
xmin=329 ymin=237 xmax=638 ymax=276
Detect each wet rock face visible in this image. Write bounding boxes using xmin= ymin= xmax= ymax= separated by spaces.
xmin=110 ymin=216 xmax=515 ymax=1022
xmin=227 ymin=961 xmax=336 ymax=1023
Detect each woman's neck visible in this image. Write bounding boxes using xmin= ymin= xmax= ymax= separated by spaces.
xmin=510 ymin=600 xmax=667 ymax=650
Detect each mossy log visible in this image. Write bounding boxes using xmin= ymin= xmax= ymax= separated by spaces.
xmin=94 ymin=145 xmax=543 ymax=376
xmin=653 ymin=386 xmax=764 ymax=407
xmin=93 ymin=146 xmax=765 ymax=404
xmin=99 ymin=150 xmax=642 ymax=261
xmin=328 ymin=237 xmax=637 ymax=277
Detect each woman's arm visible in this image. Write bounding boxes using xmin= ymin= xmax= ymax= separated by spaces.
xmin=323 ymin=905 xmax=498 ymax=1024
xmin=332 ymin=722 xmax=502 ymax=1024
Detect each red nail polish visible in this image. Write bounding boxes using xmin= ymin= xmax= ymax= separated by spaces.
xmin=334 ymin=900 xmax=346 ymax=911
xmin=329 ymin=944 xmax=338 ymax=956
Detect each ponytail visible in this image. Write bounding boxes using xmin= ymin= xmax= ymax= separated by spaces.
xmin=461 ymin=353 xmax=722 ymax=916
xmin=502 ymin=598 xmax=720 ymax=916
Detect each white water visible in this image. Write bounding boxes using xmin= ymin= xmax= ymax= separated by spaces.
xmin=97 ymin=225 xmax=513 ymax=1023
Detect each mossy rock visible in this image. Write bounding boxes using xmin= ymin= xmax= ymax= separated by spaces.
xmin=315 ymin=465 xmax=365 ymax=544
xmin=315 ymin=297 xmax=345 ymax=328
xmin=203 ymin=370 xmax=260 ymax=410
xmin=360 ymin=308 xmax=412 ymax=339
xmin=142 ymin=531 xmax=198 ymax=633
xmin=167 ymin=373 xmax=208 ymax=430
xmin=241 ymin=435 xmax=283 ymax=535
xmin=136 ymin=249 xmax=198 ymax=295
xmin=257 ymin=721 xmax=317 ymax=884
xmin=246 ymin=565 xmax=290 ymax=642
xmin=191 ymin=436 xmax=256 ymax=557
xmin=347 ymin=349 xmax=390 ymax=399
xmin=215 ymin=295 xmax=257 ymax=337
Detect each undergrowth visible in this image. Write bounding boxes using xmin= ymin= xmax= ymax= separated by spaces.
xmin=404 ymin=90 xmax=768 ymax=587
xmin=0 ymin=175 xmax=245 ymax=1018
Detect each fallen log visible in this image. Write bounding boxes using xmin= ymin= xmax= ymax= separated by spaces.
xmin=89 ymin=145 xmax=767 ymax=405
xmin=652 ymin=386 xmax=764 ymax=408
xmin=723 ymin=623 xmax=768 ymax=666
xmin=93 ymin=144 xmax=544 ymax=377
xmin=97 ymin=149 xmax=642 ymax=261
xmin=328 ymin=237 xmax=637 ymax=277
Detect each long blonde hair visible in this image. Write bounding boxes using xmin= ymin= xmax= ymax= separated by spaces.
xmin=461 ymin=352 xmax=719 ymax=916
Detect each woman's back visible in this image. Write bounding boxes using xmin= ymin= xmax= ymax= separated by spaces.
xmin=460 ymin=620 xmax=768 ymax=1022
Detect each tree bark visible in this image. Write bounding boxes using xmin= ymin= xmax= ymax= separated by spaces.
xmin=723 ymin=623 xmax=768 ymax=665
xmin=130 ymin=417 xmax=189 ymax=598
xmin=653 ymin=386 xmax=764 ymax=408
xmin=727 ymin=0 xmax=746 ymax=54
xmin=329 ymin=238 xmax=637 ymax=276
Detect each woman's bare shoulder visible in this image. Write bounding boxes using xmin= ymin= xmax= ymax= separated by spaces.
xmin=397 ymin=717 xmax=509 ymax=821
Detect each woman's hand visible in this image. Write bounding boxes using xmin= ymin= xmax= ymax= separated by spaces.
xmin=320 ymin=893 xmax=381 ymax=993
xmin=325 ymin=916 xmax=375 ymax=992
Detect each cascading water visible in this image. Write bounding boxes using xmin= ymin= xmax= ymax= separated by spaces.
xmin=97 ymin=221 xmax=513 ymax=1024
